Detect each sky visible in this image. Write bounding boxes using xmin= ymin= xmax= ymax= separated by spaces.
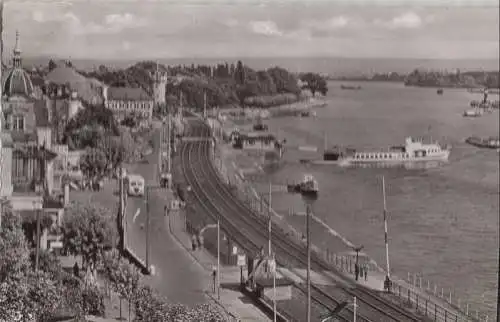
xmin=2 ymin=0 xmax=499 ymax=61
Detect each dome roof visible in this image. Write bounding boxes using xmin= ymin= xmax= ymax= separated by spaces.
xmin=2 ymin=31 xmax=34 ymax=98
xmin=3 ymin=67 xmax=34 ymax=97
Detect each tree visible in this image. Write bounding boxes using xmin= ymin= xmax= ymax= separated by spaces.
xmin=234 ymin=60 xmax=246 ymax=85
xmin=0 ymin=207 xmax=63 ymax=322
xmin=80 ymin=147 xmax=108 ymax=181
xmin=133 ymin=285 xmax=170 ymax=322
xmin=61 ymin=278 xmax=105 ymax=319
xmin=0 ymin=207 xmax=30 ymax=282
xmin=26 ymin=271 xmax=62 ymax=321
xmin=0 ymin=208 xmax=32 ymax=321
xmin=300 ymin=72 xmax=328 ymax=96
xmin=61 ymin=202 xmax=117 ymax=273
xmin=103 ymin=250 xmax=141 ymax=321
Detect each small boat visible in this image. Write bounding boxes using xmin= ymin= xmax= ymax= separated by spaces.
xmin=299 ymin=110 xmax=316 ymax=117
xmin=465 ymin=136 xmax=500 ymax=149
xmin=463 ymin=109 xmax=483 ymax=117
xmin=299 ymin=174 xmax=319 ymax=197
xmin=341 ymin=85 xmax=362 ymax=90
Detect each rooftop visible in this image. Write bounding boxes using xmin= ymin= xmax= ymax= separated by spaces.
xmin=45 ymin=66 xmax=104 ymax=105
xmin=107 ymin=86 xmax=152 ymax=101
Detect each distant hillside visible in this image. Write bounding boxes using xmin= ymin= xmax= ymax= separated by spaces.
xmin=22 ymin=56 xmax=500 ymax=77
xmin=77 ymin=60 xmax=311 ymax=110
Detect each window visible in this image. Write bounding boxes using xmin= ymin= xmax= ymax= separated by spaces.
xmin=12 ymin=115 xmax=24 ymax=130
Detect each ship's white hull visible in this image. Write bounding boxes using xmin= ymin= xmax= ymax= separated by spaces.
xmin=310 ymin=150 xmax=450 ymax=168
xmin=344 ymin=150 xmax=450 ymax=164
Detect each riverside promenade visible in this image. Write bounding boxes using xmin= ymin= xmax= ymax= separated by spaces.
xmin=200 ymin=113 xmax=483 ymax=322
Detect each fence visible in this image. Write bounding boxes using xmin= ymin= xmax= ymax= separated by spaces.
xmin=208 ymin=128 xmax=489 ymax=322
xmin=405 ymin=273 xmax=489 ymax=322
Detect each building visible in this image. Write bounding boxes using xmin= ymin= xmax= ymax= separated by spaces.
xmin=103 ymin=85 xmax=154 ymax=122
xmin=44 ymin=65 xmax=104 ymax=106
xmin=153 ymin=64 xmax=167 ymax=106
xmin=1 ymin=31 xmax=67 ymax=252
xmin=1 ymin=32 xmax=62 ymax=205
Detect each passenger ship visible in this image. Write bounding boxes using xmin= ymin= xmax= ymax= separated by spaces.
xmin=320 ymin=137 xmax=451 ymax=166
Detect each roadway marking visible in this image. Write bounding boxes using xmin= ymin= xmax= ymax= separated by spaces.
xmin=133 ymin=208 xmax=141 ymax=223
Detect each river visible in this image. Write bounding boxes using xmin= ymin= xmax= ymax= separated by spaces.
xmin=256 ymin=81 xmax=499 ymax=317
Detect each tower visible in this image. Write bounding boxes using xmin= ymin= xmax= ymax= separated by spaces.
xmin=153 ymin=62 xmax=167 ymax=107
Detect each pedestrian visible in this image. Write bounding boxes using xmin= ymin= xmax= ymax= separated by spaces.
xmin=359 ymin=265 xmax=364 ymax=279
xmin=364 ymin=264 xmax=368 ymax=281
xmin=73 ymin=262 xmax=80 ymax=277
xmin=191 ymin=234 xmax=197 ymax=251
xmin=197 ymin=234 xmax=204 ymax=248
xmin=354 ymin=263 xmax=359 ymax=281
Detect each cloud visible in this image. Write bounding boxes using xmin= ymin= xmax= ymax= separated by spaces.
xmin=223 ymin=19 xmax=239 ymax=28
xmin=32 ymin=10 xmax=146 ymax=35
xmin=248 ymin=20 xmax=283 ymax=36
xmin=375 ymin=12 xmax=424 ymax=29
xmin=304 ymin=16 xmax=352 ymax=31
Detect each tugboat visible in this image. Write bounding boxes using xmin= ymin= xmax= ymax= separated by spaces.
xmin=299 ymin=174 xmax=319 ymax=198
xmin=465 ymin=136 xmax=500 ymax=149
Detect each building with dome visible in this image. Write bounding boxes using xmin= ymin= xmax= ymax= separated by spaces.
xmin=0 ymin=31 xmax=59 ymax=210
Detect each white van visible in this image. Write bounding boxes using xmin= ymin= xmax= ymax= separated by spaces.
xmin=127 ymin=174 xmax=145 ymax=197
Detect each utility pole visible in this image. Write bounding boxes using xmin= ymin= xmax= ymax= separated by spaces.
xmin=203 ymin=90 xmax=207 ymax=119
xmin=306 ymin=202 xmax=311 ymax=322
xmin=382 ymin=176 xmax=392 ymax=291
xmin=273 ymin=252 xmax=277 ymax=322
xmin=217 ymin=219 xmax=220 ymax=300
xmin=167 ymin=113 xmax=172 ymax=175
xmin=353 ymin=296 xmax=357 ymax=322
xmin=497 ymin=208 xmax=500 ymax=322
xmin=268 ymin=182 xmax=272 ymax=257
xmin=145 ymin=187 xmax=150 ymax=271
xmin=35 ymin=205 xmax=41 ymax=273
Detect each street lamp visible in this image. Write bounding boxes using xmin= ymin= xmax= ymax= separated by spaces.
xmin=32 ymin=199 xmax=43 ymax=274
xmin=353 ymin=245 xmax=364 ymax=281
xmin=198 ymin=222 xmax=221 ymax=299
xmin=381 ymin=176 xmax=392 ymax=292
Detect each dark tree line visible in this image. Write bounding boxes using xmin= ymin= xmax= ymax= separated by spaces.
xmin=77 ymin=59 xmax=328 ymax=110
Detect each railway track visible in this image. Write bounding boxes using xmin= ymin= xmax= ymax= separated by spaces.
xmin=180 ymin=118 xmax=425 ymax=322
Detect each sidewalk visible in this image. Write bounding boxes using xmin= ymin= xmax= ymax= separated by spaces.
xmin=169 ymin=211 xmax=272 ymax=322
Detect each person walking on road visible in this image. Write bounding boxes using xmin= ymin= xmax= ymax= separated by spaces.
xmin=191 ymin=234 xmax=198 ymax=251
xmin=364 ymin=264 xmax=368 ymax=281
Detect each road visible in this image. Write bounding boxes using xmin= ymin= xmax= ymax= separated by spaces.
xmin=181 ymin=117 xmax=426 ymax=322
xmin=124 ymin=123 xmax=209 ymax=307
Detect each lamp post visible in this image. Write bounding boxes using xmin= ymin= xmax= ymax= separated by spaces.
xmin=32 ymin=199 xmax=43 ymax=274
xmin=353 ymin=245 xmax=364 ymax=281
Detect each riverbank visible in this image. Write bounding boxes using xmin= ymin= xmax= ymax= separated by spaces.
xmin=211 ymin=111 xmax=381 ymax=272
xmin=217 ymin=97 xmax=327 ymax=121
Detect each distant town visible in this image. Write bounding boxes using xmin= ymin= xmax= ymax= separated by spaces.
xmin=323 ymin=69 xmax=499 ymax=89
